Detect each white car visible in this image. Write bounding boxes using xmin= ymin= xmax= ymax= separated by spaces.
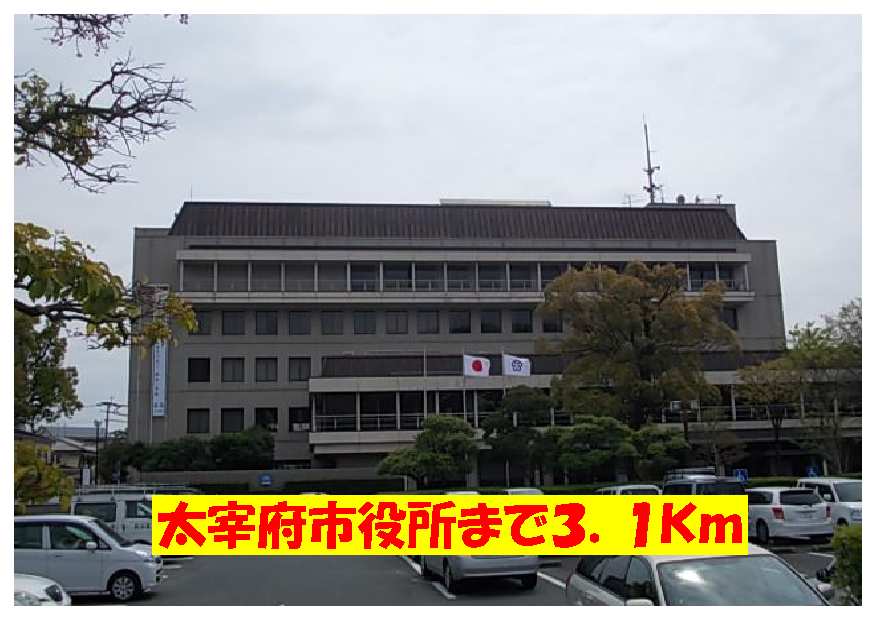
xmin=564 ymin=545 xmax=831 ymax=605
xmin=14 ymin=515 xmax=163 ymax=602
xmin=72 ymin=494 xmax=153 ymax=544
xmin=594 ymin=484 xmax=661 ymax=495
xmin=14 ymin=573 xmax=71 ymax=606
xmin=747 ymin=487 xmax=833 ymax=543
xmin=504 ymin=488 xmax=544 ymax=495
xmin=796 ymin=478 xmax=862 ymax=528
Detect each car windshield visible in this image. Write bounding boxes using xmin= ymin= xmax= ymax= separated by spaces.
xmin=657 ymin=556 xmax=825 ymax=606
xmin=699 ymin=481 xmax=745 ymax=495
xmin=620 ymin=488 xmax=659 ymax=495
xmin=780 ymin=490 xmax=821 ymax=506
xmin=91 ymin=519 xmax=133 ymax=547
xmin=834 ymin=481 xmax=861 ymax=502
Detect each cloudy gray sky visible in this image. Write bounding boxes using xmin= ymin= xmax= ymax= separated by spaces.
xmin=14 ymin=14 xmax=862 ymax=431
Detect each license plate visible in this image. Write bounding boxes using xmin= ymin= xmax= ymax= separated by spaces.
xmin=798 ymin=512 xmax=813 ymax=519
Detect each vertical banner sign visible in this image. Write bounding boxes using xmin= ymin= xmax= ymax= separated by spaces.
xmin=150 ymin=285 xmax=170 ymax=418
xmin=151 ymin=339 xmax=167 ymax=418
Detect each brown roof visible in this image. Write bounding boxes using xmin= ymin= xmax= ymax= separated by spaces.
xmin=168 ymin=201 xmax=745 ymax=241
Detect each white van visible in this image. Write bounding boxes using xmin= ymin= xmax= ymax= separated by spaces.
xmin=796 ymin=477 xmax=862 ymax=528
xmin=14 ymin=515 xmax=163 ymax=602
xmin=70 ymin=485 xmax=200 ymax=543
xmin=595 ymin=484 xmax=661 ymax=495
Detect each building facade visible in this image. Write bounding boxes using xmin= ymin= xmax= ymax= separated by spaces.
xmin=128 ymin=199 xmax=849 ymax=481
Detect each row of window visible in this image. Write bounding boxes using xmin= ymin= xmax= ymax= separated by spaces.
xmin=186 ymin=407 xmax=311 ymax=434
xmin=188 ymin=357 xmax=311 ymax=383
xmin=192 ymin=308 xmax=563 ymax=337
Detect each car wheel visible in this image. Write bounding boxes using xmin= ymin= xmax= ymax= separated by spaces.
xmin=443 ymin=561 xmax=460 ymax=594
xmin=108 ymin=571 xmax=141 ymax=602
xmin=520 ymin=574 xmax=538 ymax=590
xmin=836 ymin=519 xmax=849 ymax=528
xmin=756 ymin=520 xmax=770 ymax=544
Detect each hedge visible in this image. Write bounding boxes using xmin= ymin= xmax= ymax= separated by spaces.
xmin=832 ymin=524 xmax=862 ymax=605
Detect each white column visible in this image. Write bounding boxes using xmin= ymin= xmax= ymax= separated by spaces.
xmin=686 ymin=263 xmax=692 ymax=291
xmin=280 ymin=262 xmax=286 ymax=292
xmin=730 ymin=385 xmax=737 ymax=421
xmin=178 ymin=261 xmax=185 ymax=292
xmin=346 ymin=262 xmax=352 ymax=292
xmin=743 ymin=264 xmax=750 ymax=291
xmin=212 ymin=261 xmax=218 ymax=292
xmin=411 ymin=262 xmax=417 ymax=292
xmin=537 ymin=263 xmax=543 ymax=289
xmin=443 ymin=263 xmax=448 ymax=292
xmin=800 ymin=390 xmax=806 ymax=419
xmin=379 ymin=262 xmax=384 ymax=292
xmin=313 ymin=262 xmax=319 ymax=292
xmin=247 ymin=262 xmax=252 ymax=292
xmin=395 ymin=391 xmax=401 ymax=431
xmin=505 ymin=263 xmax=511 ymax=291
xmin=355 ymin=392 xmax=361 ymax=431
xmin=475 ymin=263 xmax=480 ymax=292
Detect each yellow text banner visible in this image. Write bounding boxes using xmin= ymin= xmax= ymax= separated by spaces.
xmin=152 ymin=494 xmax=747 ymax=556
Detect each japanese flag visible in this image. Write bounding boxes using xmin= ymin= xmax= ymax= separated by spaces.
xmin=463 ymin=354 xmax=490 ymax=377
xmin=502 ymin=354 xmax=531 ymax=376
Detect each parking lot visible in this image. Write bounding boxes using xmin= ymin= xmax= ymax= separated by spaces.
xmin=71 ymin=542 xmax=836 ymax=606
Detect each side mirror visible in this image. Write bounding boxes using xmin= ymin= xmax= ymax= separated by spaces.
xmin=625 ymin=599 xmax=655 ymax=606
xmin=85 ymin=541 xmax=98 ymax=551
xmin=816 ymin=582 xmax=835 ymax=601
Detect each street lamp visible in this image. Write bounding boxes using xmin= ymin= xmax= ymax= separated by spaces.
xmin=93 ymin=419 xmax=101 ymax=486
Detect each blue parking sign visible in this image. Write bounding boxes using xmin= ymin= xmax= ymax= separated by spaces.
xmin=733 ymin=468 xmax=749 ymax=483
xmin=259 ymin=473 xmax=273 ymax=487
xmin=806 ymin=465 xmax=819 ymax=477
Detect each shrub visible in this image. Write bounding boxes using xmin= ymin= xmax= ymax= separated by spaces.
xmin=832 ymin=524 xmax=862 ymax=604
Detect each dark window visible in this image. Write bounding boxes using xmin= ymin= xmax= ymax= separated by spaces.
xmin=289 ymin=311 xmax=311 ymax=335
xmin=255 ymin=358 xmax=278 ymax=382
xmin=187 ymin=358 xmax=211 ymax=383
xmin=183 ymin=261 xmax=214 ymax=292
xmin=542 ymin=311 xmax=563 ymax=333
xmin=625 ymin=557 xmax=657 ymax=603
xmin=251 ymin=262 xmax=281 ymax=291
xmin=417 ymin=310 xmax=439 ymax=334
xmin=385 ymin=311 xmax=408 ymax=335
xmin=221 ymin=408 xmax=244 ymax=433
xmin=289 ymin=357 xmax=311 ymax=381
xmin=321 ymin=311 xmax=344 ymax=335
xmin=438 ymin=391 xmax=463 ymax=413
xmin=477 ymin=390 xmax=503 ymax=414
xmin=222 ymin=311 xmax=246 ymax=335
xmin=217 ymin=262 xmax=248 ymax=292
xmin=73 ymin=502 xmax=117 ymax=523
xmin=746 ymin=491 xmax=772 ymax=505
xmin=511 ymin=309 xmax=533 ymax=333
xmin=289 ymin=407 xmax=311 ymax=432
xmin=221 ymin=358 xmax=245 ymax=382
xmin=598 ymin=556 xmax=631 ymax=598
xmin=187 ymin=408 xmax=210 ymax=433
xmin=780 ymin=490 xmax=821 ymax=506
xmin=125 ymin=500 xmax=152 ymax=518
xmin=49 ymin=523 xmax=103 ymax=550
xmin=255 ymin=407 xmax=278 ymax=432
xmin=448 ymin=310 xmax=470 ymax=334
xmin=191 ymin=311 xmax=212 ymax=335
xmin=720 ymin=307 xmax=738 ymax=330
xmin=255 ymin=311 xmax=278 ymax=335
xmin=14 ymin=523 xmax=43 ymax=549
xmin=577 ymin=556 xmax=610 ymax=580
xmin=480 ymin=309 xmax=502 ymax=334
xmin=353 ymin=311 xmax=377 ymax=335
xmin=699 ymin=481 xmax=745 ymax=495
xmin=662 ymin=483 xmax=693 ymax=495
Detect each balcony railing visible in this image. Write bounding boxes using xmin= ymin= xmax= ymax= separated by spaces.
xmin=478 ymin=279 xmax=507 ymax=291
xmin=286 ymin=279 xmax=315 ymax=292
xmin=351 ymin=280 xmax=379 ymax=292
xmin=383 ymin=279 xmax=413 ymax=291
xmin=359 ymin=414 xmax=398 ymax=432
xmin=313 ymin=414 xmax=356 ymax=432
xmin=690 ymin=279 xmax=748 ymax=292
xmin=318 ymin=279 xmax=347 ymax=292
xmin=415 ymin=279 xmax=444 ymax=291
xmin=447 ymin=279 xmax=475 ymax=291
xmin=510 ymin=279 xmax=537 ymax=291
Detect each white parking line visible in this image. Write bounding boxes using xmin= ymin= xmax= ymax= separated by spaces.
xmin=810 ymin=552 xmax=835 ymax=559
xmin=431 ymin=582 xmax=457 ymax=600
xmin=400 ymin=556 xmax=423 ymax=576
xmin=538 ymin=571 xmax=567 ymax=590
xmin=161 ymin=564 xmax=182 ymax=570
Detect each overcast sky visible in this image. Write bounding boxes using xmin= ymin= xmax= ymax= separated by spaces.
xmin=14 ymin=14 xmax=862 ymax=431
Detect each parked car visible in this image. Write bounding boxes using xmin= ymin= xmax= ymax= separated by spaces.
xmin=661 ymin=475 xmax=745 ymax=495
xmin=14 ymin=574 xmax=71 ymax=606
xmin=595 ymin=484 xmax=661 ymax=495
xmin=564 ymin=546 xmax=832 ymax=605
xmin=796 ymin=477 xmax=862 ymax=528
xmin=72 ymin=493 xmax=154 ymax=544
xmin=504 ymin=488 xmax=544 ymax=495
xmin=418 ymin=489 xmax=539 ymax=593
xmin=14 ymin=514 xmax=163 ymax=602
xmin=747 ymin=487 xmax=833 ymax=543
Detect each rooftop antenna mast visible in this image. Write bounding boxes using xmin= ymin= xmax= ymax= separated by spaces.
xmin=642 ymin=117 xmax=662 ymax=205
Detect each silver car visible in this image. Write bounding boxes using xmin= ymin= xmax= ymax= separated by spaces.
xmin=564 ymin=545 xmax=832 ymax=605
xmin=419 ymin=491 xmax=539 ymax=593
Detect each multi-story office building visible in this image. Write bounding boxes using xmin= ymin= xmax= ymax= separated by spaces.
xmin=129 ymin=199 xmax=847 ymax=481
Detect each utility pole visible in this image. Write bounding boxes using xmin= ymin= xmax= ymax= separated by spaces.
xmin=642 ymin=118 xmax=662 ymax=205
xmin=95 ymin=399 xmax=127 ymax=484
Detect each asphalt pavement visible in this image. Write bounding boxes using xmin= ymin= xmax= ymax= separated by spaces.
xmin=72 ymin=544 xmax=836 ymax=606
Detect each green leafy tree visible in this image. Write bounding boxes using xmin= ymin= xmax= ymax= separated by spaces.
xmin=557 ymin=416 xmax=636 ymax=482
xmin=209 ymin=427 xmax=274 ymax=471
xmin=631 ymin=425 xmax=690 ymax=481
xmin=692 ymin=408 xmax=747 ymax=475
xmin=541 ymin=261 xmax=738 ymax=429
xmin=14 ymin=311 xmax=82 ymax=430
xmin=97 ymin=439 xmax=149 ymax=482
xmin=480 ymin=387 xmax=552 ymax=485
xmin=15 ymin=14 xmax=190 ymax=191
xmin=14 ymin=441 xmax=74 ymax=512
xmin=378 ymin=416 xmax=478 ymax=487
xmin=15 ymin=223 xmax=195 ymax=350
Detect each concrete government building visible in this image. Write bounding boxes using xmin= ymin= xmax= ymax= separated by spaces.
xmin=126 ymin=198 xmax=833 ymax=485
